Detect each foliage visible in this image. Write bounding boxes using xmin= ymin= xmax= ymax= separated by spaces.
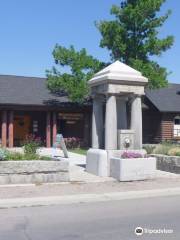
xmin=69 ymin=148 xmax=87 ymax=156
xmin=0 ymin=149 xmax=51 ymax=161
xmin=132 ymin=59 xmax=168 ymax=89
xmin=23 ymin=134 xmax=42 ymax=155
xmin=96 ymin=0 xmax=174 ymax=88
xmin=0 ymin=148 xmax=8 ymax=160
xmin=143 ymin=144 xmax=156 ymax=154
xmin=6 ymin=151 xmax=24 ymax=160
xmin=121 ymin=151 xmax=143 ymax=158
xmin=64 ymin=137 xmax=82 ymax=149
xmin=47 ymin=0 xmax=174 ymax=101
xmin=168 ymin=147 xmax=180 ymax=156
xmin=39 ymin=155 xmax=52 ymax=160
xmin=46 ymin=45 xmax=106 ymax=102
xmin=175 ymin=152 xmax=180 ymax=157
xmin=152 ymin=143 xmax=177 ymax=155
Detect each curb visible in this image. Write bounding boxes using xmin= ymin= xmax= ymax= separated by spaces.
xmin=1 ymin=187 xmax=180 ymax=209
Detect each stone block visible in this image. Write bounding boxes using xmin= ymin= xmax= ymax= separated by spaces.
xmin=151 ymin=154 xmax=180 ymax=174
xmin=0 ymin=160 xmax=69 ymax=184
xmin=110 ymin=157 xmax=156 ymax=181
xmin=117 ymin=129 xmax=135 ymax=150
xmin=0 ymin=160 xmax=69 ymax=174
xmin=86 ymin=149 xmax=109 ymax=177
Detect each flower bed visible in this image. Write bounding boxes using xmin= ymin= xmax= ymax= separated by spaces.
xmin=0 ymin=148 xmax=51 ymax=161
xmin=121 ymin=151 xmax=143 ymax=159
xmin=110 ymin=151 xmax=156 ymax=181
xmin=86 ymin=149 xmax=156 ymax=181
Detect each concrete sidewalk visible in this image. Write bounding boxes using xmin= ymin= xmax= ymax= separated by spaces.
xmin=1 ymin=149 xmax=180 ymax=208
xmin=1 ymin=187 xmax=180 ymax=209
xmin=0 ymin=170 xmax=180 ymax=208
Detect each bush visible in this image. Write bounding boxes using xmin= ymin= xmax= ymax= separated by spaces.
xmin=6 ymin=152 xmax=24 ymax=160
xmin=0 ymin=149 xmax=24 ymax=161
xmin=23 ymin=153 xmax=40 ymax=160
xmin=64 ymin=137 xmax=81 ymax=149
xmin=39 ymin=155 xmax=52 ymax=160
xmin=0 ymin=148 xmax=51 ymax=161
xmin=168 ymin=147 xmax=180 ymax=156
xmin=23 ymin=134 xmax=41 ymax=155
xmin=0 ymin=148 xmax=8 ymax=160
xmin=143 ymin=145 xmax=156 ymax=154
xmin=153 ymin=143 xmax=172 ymax=155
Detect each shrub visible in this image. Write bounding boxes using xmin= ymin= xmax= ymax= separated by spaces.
xmin=0 ymin=148 xmax=51 ymax=161
xmin=23 ymin=153 xmax=39 ymax=160
xmin=23 ymin=134 xmax=41 ymax=155
xmin=6 ymin=152 xmax=24 ymax=160
xmin=143 ymin=145 xmax=156 ymax=154
xmin=0 ymin=150 xmax=25 ymax=161
xmin=0 ymin=148 xmax=8 ymax=160
xmin=39 ymin=155 xmax=52 ymax=160
xmin=64 ymin=137 xmax=81 ymax=149
xmin=168 ymin=147 xmax=180 ymax=156
xmin=153 ymin=143 xmax=172 ymax=155
xmin=121 ymin=151 xmax=143 ymax=159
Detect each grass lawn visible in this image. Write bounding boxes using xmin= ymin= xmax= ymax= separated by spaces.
xmin=69 ymin=148 xmax=88 ymax=155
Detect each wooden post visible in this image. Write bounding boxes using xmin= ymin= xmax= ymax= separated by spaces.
xmin=1 ymin=111 xmax=7 ymax=147
xmin=84 ymin=113 xmax=90 ymax=147
xmin=52 ymin=112 xmax=57 ymax=145
xmin=46 ymin=112 xmax=51 ymax=148
xmin=8 ymin=111 xmax=14 ymax=148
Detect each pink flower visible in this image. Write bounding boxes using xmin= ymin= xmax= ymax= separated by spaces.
xmin=121 ymin=151 xmax=143 ymax=159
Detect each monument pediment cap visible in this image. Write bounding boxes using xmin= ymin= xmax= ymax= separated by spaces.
xmin=94 ymin=60 xmax=142 ymax=77
xmin=89 ymin=60 xmax=148 ymax=86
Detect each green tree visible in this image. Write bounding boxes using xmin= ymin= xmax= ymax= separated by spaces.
xmin=46 ymin=45 xmax=105 ymax=102
xmin=47 ymin=0 xmax=174 ymax=102
xmin=96 ymin=0 xmax=174 ymax=88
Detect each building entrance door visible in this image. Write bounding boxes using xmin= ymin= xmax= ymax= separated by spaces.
xmin=14 ymin=115 xmax=31 ymax=146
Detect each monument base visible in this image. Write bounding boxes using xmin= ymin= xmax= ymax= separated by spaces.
xmin=110 ymin=157 xmax=156 ymax=181
xmin=86 ymin=148 xmax=147 ymax=177
xmin=86 ymin=149 xmax=109 ymax=177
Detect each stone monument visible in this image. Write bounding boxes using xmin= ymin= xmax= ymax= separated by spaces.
xmin=86 ymin=60 xmax=148 ymax=176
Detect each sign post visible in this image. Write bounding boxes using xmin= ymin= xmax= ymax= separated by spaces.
xmin=55 ymin=134 xmax=69 ymax=158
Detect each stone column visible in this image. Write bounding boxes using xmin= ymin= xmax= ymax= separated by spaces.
xmin=92 ymin=96 xmax=103 ymax=149
xmin=52 ymin=112 xmax=57 ymax=145
xmin=105 ymin=95 xmax=117 ymax=150
xmin=130 ymin=95 xmax=142 ymax=149
xmin=8 ymin=111 xmax=14 ymax=148
xmin=46 ymin=112 xmax=51 ymax=148
xmin=117 ymin=98 xmax=127 ymax=129
xmin=1 ymin=111 xmax=7 ymax=147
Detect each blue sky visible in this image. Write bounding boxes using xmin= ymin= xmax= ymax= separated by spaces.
xmin=0 ymin=0 xmax=179 ymax=83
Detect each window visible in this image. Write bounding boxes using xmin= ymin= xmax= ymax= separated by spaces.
xmin=174 ymin=116 xmax=180 ymax=137
xmin=33 ymin=120 xmax=38 ymax=133
xmin=175 ymin=118 xmax=180 ymax=125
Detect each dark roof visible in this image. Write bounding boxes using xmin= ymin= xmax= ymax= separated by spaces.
xmin=0 ymin=74 xmax=179 ymax=112
xmin=0 ymin=75 xmax=69 ymax=106
xmin=145 ymin=83 xmax=180 ymax=112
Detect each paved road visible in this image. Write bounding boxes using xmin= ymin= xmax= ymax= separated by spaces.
xmin=0 ymin=195 xmax=179 ymax=240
